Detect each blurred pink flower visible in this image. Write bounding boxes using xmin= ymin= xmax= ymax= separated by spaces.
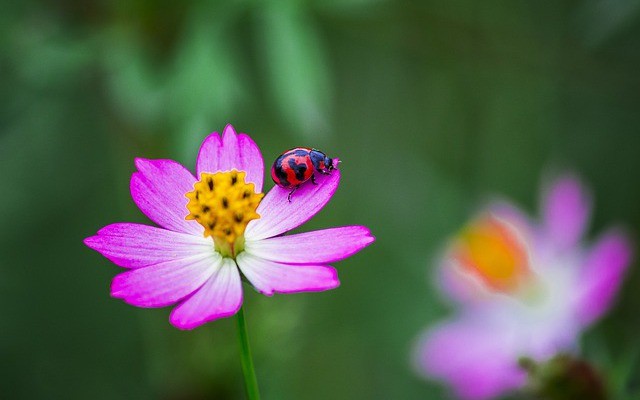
xmin=85 ymin=124 xmax=374 ymax=330
xmin=415 ymin=174 xmax=633 ymax=400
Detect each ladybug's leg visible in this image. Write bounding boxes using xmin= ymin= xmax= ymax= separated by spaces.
xmin=287 ymin=186 xmax=299 ymax=202
xmin=311 ymin=174 xmax=318 ymax=185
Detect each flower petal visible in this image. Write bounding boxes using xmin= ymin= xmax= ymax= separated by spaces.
xmin=436 ymin=259 xmax=492 ymax=304
xmin=575 ymin=229 xmax=633 ymax=325
xmin=244 ymin=226 xmax=374 ymax=264
xmin=111 ymin=252 xmax=220 ymax=307
xmin=244 ymin=169 xmax=340 ymax=241
xmin=237 ymin=133 xmax=264 ymax=192
xmin=169 ymin=258 xmax=243 ymax=329
xmin=236 ymin=252 xmax=339 ymax=296
xmin=130 ymin=158 xmax=203 ymax=235
xmin=541 ymin=174 xmax=591 ymax=251
xmin=84 ymin=223 xmax=212 ymax=268
xmin=488 ymin=200 xmax=534 ymax=238
xmin=416 ymin=318 xmax=525 ymax=400
xmin=196 ymin=124 xmax=264 ymax=192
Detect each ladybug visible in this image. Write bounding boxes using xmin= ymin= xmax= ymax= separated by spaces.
xmin=271 ymin=147 xmax=336 ymax=201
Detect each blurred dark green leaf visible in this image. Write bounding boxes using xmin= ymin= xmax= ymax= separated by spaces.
xmin=256 ymin=0 xmax=332 ymax=138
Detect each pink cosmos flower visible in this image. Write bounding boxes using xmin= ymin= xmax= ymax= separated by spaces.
xmin=415 ymin=173 xmax=633 ymax=400
xmin=84 ymin=124 xmax=374 ymax=330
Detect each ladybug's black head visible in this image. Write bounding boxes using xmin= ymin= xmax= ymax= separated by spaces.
xmin=309 ymin=149 xmax=334 ymax=173
xmin=324 ymin=156 xmax=335 ymax=171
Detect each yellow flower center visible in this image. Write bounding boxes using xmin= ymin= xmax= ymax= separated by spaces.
xmin=452 ymin=215 xmax=531 ymax=293
xmin=185 ymin=170 xmax=263 ymax=257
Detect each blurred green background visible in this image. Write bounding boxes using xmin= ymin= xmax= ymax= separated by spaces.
xmin=2 ymin=0 xmax=639 ymax=399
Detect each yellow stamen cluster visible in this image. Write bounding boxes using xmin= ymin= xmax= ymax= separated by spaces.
xmin=452 ymin=215 xmax=531 ymax=293
xmin=185 ymin=170 xmax=263 ymax=248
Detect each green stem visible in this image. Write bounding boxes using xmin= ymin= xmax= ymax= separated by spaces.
xmin=236 ymin=305 xmax=260 ymax=400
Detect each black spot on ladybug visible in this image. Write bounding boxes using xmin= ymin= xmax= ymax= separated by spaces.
xmin=288 ymin=158 xmax=308 ymax=181
xmin=231 ymin=175 xmax=238 ymax=185
xmin=202 ymin=205 xmax=210 ymax=213
xmin=273 ymin=156 xmax=291 ymax=187
xmin=222 ymin=197 xmax=229 ymax=209
xmin=207 ymin=179 xmax=214 ymax=191
xmin=234 ymin=213 xmax=243 ymax=222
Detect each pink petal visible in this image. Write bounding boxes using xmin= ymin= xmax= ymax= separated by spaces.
xmin=488 ymin=200 xmax=534 ymax=238
xmin=236 ymin=252 xmax=339 ymax=296
xmin=575 ymin=229 xmax=633 ymax=325
xmin=111 ymin=252 xmax=220 ymax=307
xmin=244 ymin=226 xmax=374 ymax=264
xmin=84 ymin=223 xmax=212 ymax=268
xmin=541 ymin=174 xmax=591 ymax=251
xmin=416 ymin=319 xmax=525 ymax=400
xmin=130 ymin=158 xmax=203 ymax=236
xmin=436 ymin=259 xmax=490 ymax=304
xmin=244 ymin=169 xmax=340 ymax=241
xmin=196 ymin=124 xmax=264 ymax=192
xmin=169 ymin=258 xmax=243 ymax=329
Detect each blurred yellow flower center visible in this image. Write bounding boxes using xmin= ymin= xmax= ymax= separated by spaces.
xmin=185 ymin=170 xmax=263 ymax=256
xmin=452 ymin=215 xmax=531 ymax=293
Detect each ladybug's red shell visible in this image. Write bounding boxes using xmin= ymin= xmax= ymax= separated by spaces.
xmin=271 ymin=147 xmax=315 ymax=188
